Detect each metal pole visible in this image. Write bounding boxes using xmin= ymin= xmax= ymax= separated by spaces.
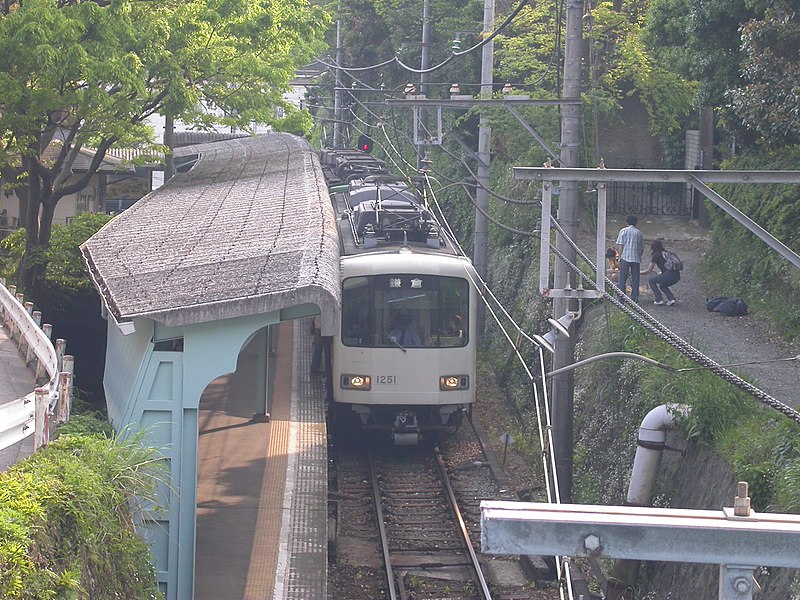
xmin=164 ymin=113 xmax=175 ymax=183
xmin=551 ymin=0 xmax=583 ymax=502
xmin=474 ymin=0 xmax=494 ymax=338
xmin=697 ymin=107 xmax=714 ymax=226
xmin=417 ymin=0 xmax=431 ymax=170
xmin=333 ymin=17 xmax=343 ymax=148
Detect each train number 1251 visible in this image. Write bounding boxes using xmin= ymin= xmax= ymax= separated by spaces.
xmin=375 ymin=375 xmax=397 ymax=385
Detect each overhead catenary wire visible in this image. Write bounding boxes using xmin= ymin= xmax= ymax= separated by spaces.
xmin=338 ymin=89 xmax=800 ymax=426
xmin=544 ymin=221 xmax=800 ymax=425
xmin=426 ymin=144 xmax=800 ymax=424
xmin=424 ymin=174 xmax=559 ymax=496
xmin=314 ymin=0 xmax=530 ymax=76
xmin=425 ymin=172 xmax=576 ymax=600
xmin=336 ymin=113 xmax=578 ymax=600
xmin=418 ymin=129 xmax=800 ymax=424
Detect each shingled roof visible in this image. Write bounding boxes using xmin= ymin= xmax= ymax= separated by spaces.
xmin=81 ymin=133 xmax=341 ymax=333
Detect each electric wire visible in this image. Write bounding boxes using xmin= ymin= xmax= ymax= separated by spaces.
xmin=424 ymin=173 xmax=577 ymax=599
xmin=342 ymin=101 xmax=577 ymax=599
xmin=336 ymin=84 xmax=800 ymax=425
xmin=428 ymin=143 xmax=800 ymax=424
xmin=544 ymin=221 xmax=800 ymax=425
xmin=312 ymin=5 xmax=800 ymax=591
xmin=425 ymin=174 xmax=558 ymax=501
xmin=314 ymin=0 xmax=530 ymax=77
xmin=675 ymin=355 xmax=800 ymax=372
xmin=336 ymin=70 xmax=551 ymax=210
xmin=326 ymin=79 xmax=800 ymax=600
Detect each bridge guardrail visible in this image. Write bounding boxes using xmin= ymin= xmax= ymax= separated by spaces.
xmin=0 ymin=278 xmax=73 ymax=453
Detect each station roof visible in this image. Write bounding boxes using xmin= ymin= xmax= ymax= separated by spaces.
xmin=81 ymin=133 xmax=341 ymax=334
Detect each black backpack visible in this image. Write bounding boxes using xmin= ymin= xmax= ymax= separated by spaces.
xmin=706 ymin=297 xmax=748 ymax=316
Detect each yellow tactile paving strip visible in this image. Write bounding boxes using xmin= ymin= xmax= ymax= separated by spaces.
xmin=243 ymin=321 xmax=293 ymax=600
xmin=195 ymin=321 xmax=293 ymax=600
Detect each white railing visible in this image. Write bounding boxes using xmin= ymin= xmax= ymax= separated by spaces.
xmin=0 ymin=278 xmax=73 ymax=452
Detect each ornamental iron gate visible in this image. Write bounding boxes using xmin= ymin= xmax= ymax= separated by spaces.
xmin=607 ymin=180 xmax=694 ymax=216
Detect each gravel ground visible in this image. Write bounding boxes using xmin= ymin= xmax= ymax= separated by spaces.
xmin=630 ymin=227 xmax=800 ymax=411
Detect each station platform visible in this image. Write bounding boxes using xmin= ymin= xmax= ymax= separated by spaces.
xmin=195 ymin=319 xmax=328 ymax=600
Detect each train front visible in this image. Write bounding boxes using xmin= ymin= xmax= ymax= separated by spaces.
xmin=332 ymin=252 xmax=478 ymax=445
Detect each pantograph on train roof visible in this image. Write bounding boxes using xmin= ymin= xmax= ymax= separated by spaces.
xmin=320 ymin=149 xmax=457 ymax=257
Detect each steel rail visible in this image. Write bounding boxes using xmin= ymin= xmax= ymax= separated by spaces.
xmin=368 ymin=450 xmax=399 ymax=600
xmin=434 ymin=445 xmax=493 ymax=600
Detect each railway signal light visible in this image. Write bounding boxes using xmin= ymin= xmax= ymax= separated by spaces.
xmin=358 ymin=134 xmax=373 ymax=153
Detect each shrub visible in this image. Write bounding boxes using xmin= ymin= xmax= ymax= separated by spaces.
xmin=0 ymin=433 xmax=165 ymax=599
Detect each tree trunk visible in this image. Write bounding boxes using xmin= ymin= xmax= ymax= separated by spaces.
xmin=19 ymin=137 xmax=112 ymax=298
xmin=19 ymin=160 xmax=42 ymax=294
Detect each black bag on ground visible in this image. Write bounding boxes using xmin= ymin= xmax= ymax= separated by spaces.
xmin=706 ymin=297 xmax=748 ymax=316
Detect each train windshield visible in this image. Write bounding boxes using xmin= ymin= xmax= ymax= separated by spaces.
xmin=342 ymin=274 xmax=469 ymax=348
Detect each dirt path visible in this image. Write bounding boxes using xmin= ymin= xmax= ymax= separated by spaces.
xmin=619 ymin=217 xmax=800 ymax=411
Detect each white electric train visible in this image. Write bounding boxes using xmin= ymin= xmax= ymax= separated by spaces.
xmin=319 ymin=149 xmax=478 ymax=444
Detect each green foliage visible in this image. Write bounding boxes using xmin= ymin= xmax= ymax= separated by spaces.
xmin=644 ymin=0 xmax=754 ymax=109
xmin=571 ymin=310 xmax=800 ymax=513
xmin=55 ymin=413 xmax=115 ymax=439
xmin=702 ymin=148 xmax=800 ymax=343
xmin=495 ymin=2 xmax=561 ymax=91
xmin=0 ymin=433 xmax=166 ymax=599
xmin=590 ymin=1 xmax=696 ymax=139
xmin=0 ymin=212 xmax=112 ymax=291
xmin=0 ymin=228 xmax=26 ymax=281
xmin=0 ymin=0 xmax=329 ymax=292
xmin=45 ymin=212 xmax=113 ymax=291
xmin=719 ymin=417 xmax=800 ymax=512
xmin=727 ymin=3 xmax=800 ymax=148
xmin=274 ymin=108 xmax=315 ymax=137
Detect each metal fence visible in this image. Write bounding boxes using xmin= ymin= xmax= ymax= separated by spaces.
xmin=0 ymin=279 xmax=73 ymax=453
xmin=607 ymin=181 xmax=694 ymax=216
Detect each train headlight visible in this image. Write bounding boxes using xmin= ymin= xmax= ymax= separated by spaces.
xmin=439 ymin=375 xmax=469 ymax=391
xmin=341 ymin=374 xmax=372 ymax=390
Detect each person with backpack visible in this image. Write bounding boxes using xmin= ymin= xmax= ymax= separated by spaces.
xmin=640 ymin=239 xmax=681 ymax=306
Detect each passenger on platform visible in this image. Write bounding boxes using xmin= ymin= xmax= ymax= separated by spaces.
xmin=615 ymin=214 xmax=644 ymax=302
xmin=310 ymin=316 xmax=330 ymax=373
xmin=389 ymin=313 xmax=422 ymax=347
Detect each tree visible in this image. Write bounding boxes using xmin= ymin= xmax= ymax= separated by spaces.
xmin=728 ymin=4 xmax=800 ymax=148
xmin=0 ymin=0 xmax=329 ymax=298
xmin=0 ymin=212 xmax=113 ymax=293
xmin=644 ymin=0 xmax=754 ymax=108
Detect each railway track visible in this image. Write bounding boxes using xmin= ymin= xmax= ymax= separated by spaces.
xmin=369 ymin=445 xmax=492 ymax=599
xmin=332 ymin=430 xmax=552 ymax=600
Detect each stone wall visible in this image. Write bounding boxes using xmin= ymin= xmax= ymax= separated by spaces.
xmin=642 ymin=440 xmax=798 ymax=599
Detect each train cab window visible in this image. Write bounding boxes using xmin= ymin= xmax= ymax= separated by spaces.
xmin=341 ymin=274 xmax=469 ymax=348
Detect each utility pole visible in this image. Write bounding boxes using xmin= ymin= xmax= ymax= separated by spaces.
xmin=474 ymin=0 xmax=494 ymax=338
xmin=698 ymin=106 xmax=714 ymax=226
xmin=333 ymin=17 xmax=343 ymax=149
xmin=417 ymin=0 xmax=431 ymax=170
xmin=164 ymin=114 xmax=175 ymax=184
xmin=551 ymin=0 xmax=583 ymax=502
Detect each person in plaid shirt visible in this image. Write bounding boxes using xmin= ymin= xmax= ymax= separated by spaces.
xmin=615 ymin=215 xmax=644 ymax=302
